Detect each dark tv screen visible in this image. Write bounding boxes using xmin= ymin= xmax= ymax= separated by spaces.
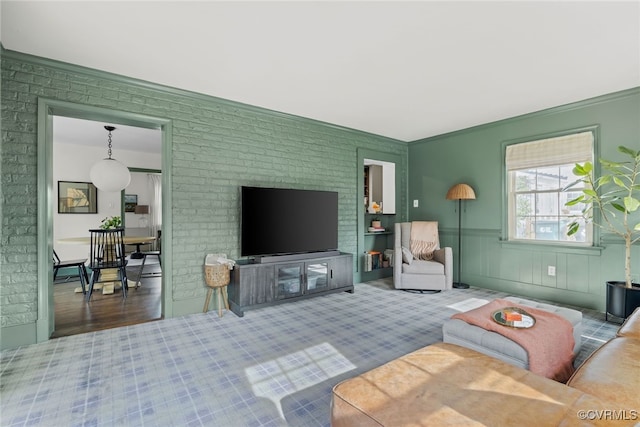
xmin=241 ymin=186 xmax=338 ymax=257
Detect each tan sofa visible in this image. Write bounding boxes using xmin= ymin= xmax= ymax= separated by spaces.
xmin=331 ymin=308 xmax=640 ymax=426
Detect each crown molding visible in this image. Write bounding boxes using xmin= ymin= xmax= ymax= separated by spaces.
xmin=1 ymin=46 xmax=407 ymax=146
xmin=410 ymin=86 xmax=640 ymax=145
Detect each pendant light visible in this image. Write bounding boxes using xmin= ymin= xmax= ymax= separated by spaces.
xmin=90 ymin=125 xmax=131 ymax=192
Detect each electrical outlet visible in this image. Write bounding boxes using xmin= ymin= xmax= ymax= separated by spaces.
xmin=547 ymin=266 xmax=556 ymax=276
xmin=413 ymin=199 xmax=419 ymax=207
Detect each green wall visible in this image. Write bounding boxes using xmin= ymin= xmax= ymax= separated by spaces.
xmin=2 ymin=44 xmax=637 ymax=350
xmin=409 ymin=88 xmax=640 ymax=311
xmin=0 ymin=49 xmax=408 ymax=349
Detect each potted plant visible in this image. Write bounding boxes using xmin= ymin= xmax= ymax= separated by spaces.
xmin=100 ymin=215 xmax=122 ymax=230
xmin=566 ymin=145 xmax=640 ymax=319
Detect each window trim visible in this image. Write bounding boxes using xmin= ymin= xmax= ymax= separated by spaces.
xmin=501 ymin=125 xmax=600 ymax=247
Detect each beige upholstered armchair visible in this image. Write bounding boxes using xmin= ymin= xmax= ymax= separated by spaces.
xmin=393 ymin=222 xmax=453 ymax=292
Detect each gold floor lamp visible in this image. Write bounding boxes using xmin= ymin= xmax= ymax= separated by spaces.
xmin=446 ymin=183 xmax=476 ymax=289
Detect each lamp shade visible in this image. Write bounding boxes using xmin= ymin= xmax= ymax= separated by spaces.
xmin=90 ymin=158 xmax=131 ymax=192
xmin=446 ymin=183 xmax=476 ymax=200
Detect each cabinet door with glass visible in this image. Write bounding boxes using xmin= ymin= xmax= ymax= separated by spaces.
xmin=275 ymin=263 xmax=304 ymax=300
xmin=305 ymin=261 xmax=329 ymax=294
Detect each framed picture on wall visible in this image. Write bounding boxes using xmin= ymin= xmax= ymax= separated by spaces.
xmin=58 ymin=181 xmax=98 ymax=214
xmin=124 ymin=194 xmax=138 ymax=212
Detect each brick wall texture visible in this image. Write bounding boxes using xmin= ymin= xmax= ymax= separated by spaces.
xmin=1 ymin=52 xmax=408 ymax=328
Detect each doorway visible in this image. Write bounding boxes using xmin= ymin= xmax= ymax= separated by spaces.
xmin=52 ymin=122 xmax=162 ymax=337
xmin=37 ymin=99 xmax=173 ymax=343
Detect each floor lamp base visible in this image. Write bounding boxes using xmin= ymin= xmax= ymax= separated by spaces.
xmin=453 ymin=282 xmax=470 ymax=289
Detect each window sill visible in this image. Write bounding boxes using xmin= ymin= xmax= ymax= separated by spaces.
xmin=498 ymin=239 xmax=604 ymax=254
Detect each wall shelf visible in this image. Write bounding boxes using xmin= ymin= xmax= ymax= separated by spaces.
xmin=358 ymin=149 xmax=402 ymax=281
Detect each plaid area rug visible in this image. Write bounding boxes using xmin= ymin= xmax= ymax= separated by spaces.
xmin=0 ymin=279 xmax=617 ymax=426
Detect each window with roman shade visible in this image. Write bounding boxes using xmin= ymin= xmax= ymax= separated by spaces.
xmin=506 ymin=130 xmax=594 ymax=244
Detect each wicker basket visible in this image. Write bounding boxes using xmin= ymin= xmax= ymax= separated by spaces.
xmin=204 ymin=264 xmax=230 ymax=288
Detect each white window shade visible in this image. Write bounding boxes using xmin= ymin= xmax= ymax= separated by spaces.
xmin=506 ymin=131 xmax=593 ymax=171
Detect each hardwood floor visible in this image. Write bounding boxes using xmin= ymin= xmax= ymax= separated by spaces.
xmin=51 ymin=264 xmax=162 ymax=338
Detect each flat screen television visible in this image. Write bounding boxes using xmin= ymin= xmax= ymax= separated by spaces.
xmin=241 ymin=186 xmax=338 ymax=257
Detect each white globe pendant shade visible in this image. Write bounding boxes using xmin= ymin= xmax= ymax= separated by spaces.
xmin=90 ymin=158 xmax=131 ymax=192
xmin=90 ymin=125 xmax=131 ymax=192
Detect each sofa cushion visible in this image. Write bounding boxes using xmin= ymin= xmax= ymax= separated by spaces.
xmin=567 ymin=336 xmax=640 ymax=409
xmin=402 ymin=259 xmax=443 ymax=275
xmin=332 ymin=343 xmax=624 ymax=427
xmin=617 ymin=307 xmax=640 ymax=339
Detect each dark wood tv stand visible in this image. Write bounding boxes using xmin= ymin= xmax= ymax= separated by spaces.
xmin=251 ymin=250 xmax=341 ymax=263
xmin=228 ymin=252 xmax=353 ymax=316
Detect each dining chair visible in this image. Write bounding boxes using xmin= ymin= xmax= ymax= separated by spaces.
xmin=87 ymin=228 xmax=128 ymax=301
xmin=125 ymin=240 xmax=152 ymax=260
xmin=53 ymin=250 xmax=89 ymax=294
xmin=134 ymin=230 xmax=162 ymax=288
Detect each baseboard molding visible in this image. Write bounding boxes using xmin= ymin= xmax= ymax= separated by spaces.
xmin=1 ymin=323 xmax=37 ymax=350
xmin=172 ymin=296 xmax=226 ymax=317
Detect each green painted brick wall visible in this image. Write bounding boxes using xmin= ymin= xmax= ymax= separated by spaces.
xmin=1 ymin=50 xmax=408 ymax=329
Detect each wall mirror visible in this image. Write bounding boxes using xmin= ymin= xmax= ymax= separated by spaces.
xmin=364 ymin=158 xmax=396 ymax=214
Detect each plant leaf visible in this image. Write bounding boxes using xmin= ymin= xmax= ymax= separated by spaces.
xmin=613 ymin=176 xmax=627 ymax=189
xmin=562 ymin=178 xmax=584 ymax=191
xmin=573 ymin=163 xmax=591 ymax=176
xmin=618 ymin=146 xmax=638 ymax=158
xmin=624 ymin=197 xmax=640 ymax=212
xmin=566 ymin=222 xmax=580 ymax=236
xmin=599 ymin=175 xmax=612 ymax=185
xmin=600 ymin=159 xmax=624 ymax=168
xmin=565 ymin=195 xmax=584 ymax=206
xmin=612 ymin=203 xmax=627 ymax=213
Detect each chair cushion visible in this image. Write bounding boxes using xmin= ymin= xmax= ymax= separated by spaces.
xmin=401 ymin=247 xmax=413 ymax=265
xmin=403 ymin=259 xmax=444 ymax=275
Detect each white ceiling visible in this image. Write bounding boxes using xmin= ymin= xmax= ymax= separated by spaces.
xmin=2 ymin=1 xmax=639 ymax=142
xmin=53 ymin=116 xmax=161 ymax=154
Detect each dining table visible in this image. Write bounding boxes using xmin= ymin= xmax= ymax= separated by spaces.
xmin=57 ymin=235 xmax=157 ymax=295
xmin=58 ymin=235 xmax=157 ymax=246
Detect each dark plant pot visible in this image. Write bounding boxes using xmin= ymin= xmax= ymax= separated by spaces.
xmin=606 ymin=281 xmax=640 ymax=320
